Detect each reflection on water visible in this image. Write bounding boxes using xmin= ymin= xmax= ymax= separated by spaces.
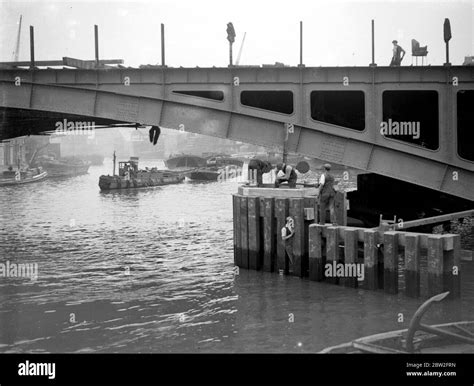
xmin=0 ymin=160 xmax=473 ymax=353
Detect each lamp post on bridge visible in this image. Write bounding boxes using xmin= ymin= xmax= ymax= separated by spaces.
xmin=227 ymin=22 xmax=236 ymax=67
xmin=161 ymin=23 xmax=166 ymax=67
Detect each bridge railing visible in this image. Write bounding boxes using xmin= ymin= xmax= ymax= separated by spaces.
xmin=308 ymin=224 xmax=460 ymax=298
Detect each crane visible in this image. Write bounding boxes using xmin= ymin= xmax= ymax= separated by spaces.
xmin=235 ymin=32 xmax=246 ymax=65
xmin=12 ymin=15 xmax=22 ymax=62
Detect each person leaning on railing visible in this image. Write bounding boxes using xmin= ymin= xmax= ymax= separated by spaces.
xmin=390 ymin=40 xmax=405 ymax=66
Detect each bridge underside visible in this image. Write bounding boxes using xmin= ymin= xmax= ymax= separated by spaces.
xmin=0 ymin=66 xmax=473 ymax=202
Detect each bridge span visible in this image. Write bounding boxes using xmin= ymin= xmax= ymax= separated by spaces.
xmin=0 ymin=65 xmax=473 ymax=201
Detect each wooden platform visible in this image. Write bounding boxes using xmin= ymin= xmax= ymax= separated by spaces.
xmin=238 ymin=185 xmax=318 ymax=198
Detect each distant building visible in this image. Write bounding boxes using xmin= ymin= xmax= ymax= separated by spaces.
xmin=0 ymin=136 xmax=59 ymax=170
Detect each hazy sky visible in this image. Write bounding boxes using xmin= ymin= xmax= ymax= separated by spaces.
xmin=1 ymin=0 xmax=473 ymax=67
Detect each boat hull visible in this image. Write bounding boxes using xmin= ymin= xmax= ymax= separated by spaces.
xmin=40 ymin=160 xmax=90 ymax=177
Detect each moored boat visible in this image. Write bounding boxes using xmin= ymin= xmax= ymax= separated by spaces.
xmin=99 ymin=155 xmax=184 ymax=191
xmin=0 ymin=167 xmax=47 ymax=186
xmin=204 ymin=154 xmax=243 ymax=168
xmin=36 ymin=156 xmax=90 ymax=177
xmin=320 ymin=292 xmax=474 ymax=354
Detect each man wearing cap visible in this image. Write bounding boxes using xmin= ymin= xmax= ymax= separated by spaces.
xmin=274 ymin=163 xmax=297 ymax=188
xmin=316 ymin=163 xmax=337 ymax=225
xmin=281 ymin=216 xmax=295 ymax=274
xmin=390 ymin=40 xmax=405 ymax=66
xmin=248 ymin=158 xmax=273 ymax=187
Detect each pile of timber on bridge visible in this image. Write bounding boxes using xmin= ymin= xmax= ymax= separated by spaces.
xmin=0 ymin=57 xmax=124 ymax=69
xmin=233 ymin=187 xmax=461 ymax=299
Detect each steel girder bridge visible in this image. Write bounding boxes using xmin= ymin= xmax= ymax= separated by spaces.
xmin=0 ymin=64 xmax=473 ymax=201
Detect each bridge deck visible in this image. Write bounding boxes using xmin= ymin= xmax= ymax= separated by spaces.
xmin=0 ymin=65 xmax=473 ymax=201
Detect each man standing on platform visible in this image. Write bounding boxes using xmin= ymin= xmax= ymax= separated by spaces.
xmin=274 ymin=163 xmax=297 ymax=188
xmin=317 ymin=163 xmax=337 ymax=225
xmin=248 ymin=159 xmax=273 ymax=187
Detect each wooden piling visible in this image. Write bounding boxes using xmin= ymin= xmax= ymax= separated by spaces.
xmin=240 ymin=196 xmax=249 ymax=269
xmin=404 ymin=234 xmax=420 ymax=298
xmin=343 ymin=228 xmax=358 ymax=287
xmin=303 ymin=197 xmax=316 ymax=223
xmin=325 ymin=226 xmax=339 ymax=284
xmin=275 ymin=198 xmax=288 ymax=273
xmin=383 ymin=231 xmax=398 ymax=294
xmin=232 ymin=187 xmax=464 ymax=299
xmin=363 ymin=229 xmax=378 ymax=290
xmin=161 ymin=23 xmax=166 ymax=67
xmin=427 ymin=235 xmax=444 ymax=297
xmin=303 ymin=197 xmax=315 ymax=276
xmin=443 ymin=234 xmax=461 ymax=298
xmin=247 ymin=197 xmax=261 ymax=270
xmin=309 ymin=224 xmax=325 ymax=281
xmin=233 ymin=195 xmax=241 ymax=267
xmin=289 ymin=198 xmax=305 ymax=277
xmin=262 ymin=197 xmax=275 ymax=272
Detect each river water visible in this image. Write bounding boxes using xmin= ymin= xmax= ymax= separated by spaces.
xmin=0 ymin=160 xmax=473 ymax=353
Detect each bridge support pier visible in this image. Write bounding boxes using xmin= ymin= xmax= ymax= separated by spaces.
xmin=233 ymin=185 xmax=463 ymax=299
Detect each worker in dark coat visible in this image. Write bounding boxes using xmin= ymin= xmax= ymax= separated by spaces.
xmin=281 ymin=216 xmax=295 ymax=274
xmin=317 ymin=163 xmax=336 ymax=225
xmin=274 ymin=163 xmax=297 ymax=188
xmin=248 ymin=159 xmax=273 ymax=187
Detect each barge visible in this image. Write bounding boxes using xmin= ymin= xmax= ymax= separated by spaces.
xmin=188 ymin=167 xmax=221 ymax=181
xmin=165 ymin=154 xmax=206 ymax=169
xmin=320 ymin=292 xmax=474 ymax=354
xmin=99 ymin=155 xmax=184 ymax=191
xmin=35 ymin=156 xmax=90 ymax=177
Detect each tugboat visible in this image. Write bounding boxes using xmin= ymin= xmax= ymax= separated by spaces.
xmin=99 ymin=153 xmax=185 ymax=191
xmin=0 ymin=166 xmax=47 ymax=186
xmin=320 ymin=292 xmax=474 ymax=354
xmin=186 ymin=154 xmax=243 ymax=181
xmin=202 ymin=154 xmax=243 ymax=168
xmin=81 ymin=154 xmax=104 ymax=166
xmin=188 ymin=167 xmax=221 ymax=181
